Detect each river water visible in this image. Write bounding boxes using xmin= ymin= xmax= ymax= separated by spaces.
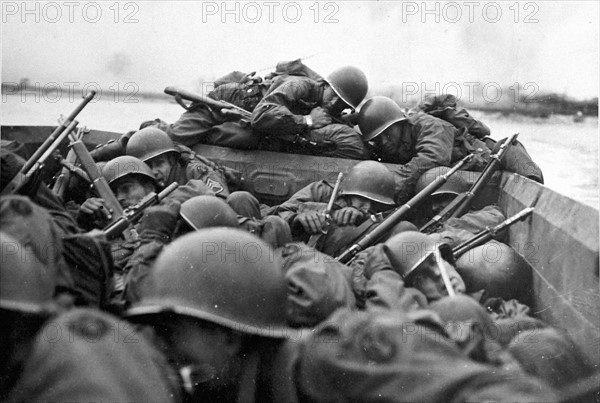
xmin=1 ymin=95 xmax=598 ymax=209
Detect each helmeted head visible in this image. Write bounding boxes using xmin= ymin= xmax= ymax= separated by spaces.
xmin=102 ymin=155 xmax=155 ymax=185
xmin=339 ymin=161 xmax=396 ymax=207
xmin=383 ymin=231 xmax=466 ymax=301
xmin=455 ymin=240 xmax=532 ymax=301
xmin=415 ymin=166 xmax=470 ymax=217
xmin=127 ymin=228 xmax=294 ymax=338
xmin=325 ymin=66 xmax=368 ymax=110
xmin=1 ymin=231 xmax=55 ymax=314
xmin=179 ymin=196 xmax=239 ymax=231
xmin=126 ymin=127 xmax=178 ymax=163
xmin=126 ymin=128 xmax=179 ymax=188
xmin=358 ymin=96 xmax=407 ymax=141
xmin=102 ymin=156 xmax=157 ymax=208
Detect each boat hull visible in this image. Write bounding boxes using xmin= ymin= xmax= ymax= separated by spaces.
xmin=2 ymin=125 xmax=599 ymax=363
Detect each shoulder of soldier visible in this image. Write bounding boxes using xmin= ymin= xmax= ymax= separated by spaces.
xmin=266 ymin=74 xmax=321 ymax=96
xmin=408 ymin=110 xmax=457 ymax=132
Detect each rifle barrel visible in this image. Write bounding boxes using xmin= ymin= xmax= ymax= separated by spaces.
xmin=336 ymin=154 xmax=473 ymax=264
xmin=165 ymin=86 xmax=252 ymax=119
xmin=452 ymin=206 xmax=534 ymax=258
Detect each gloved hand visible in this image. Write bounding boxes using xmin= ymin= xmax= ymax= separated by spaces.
xmin=332 ymin=207 xmax=365 ymax=226
xmin=293 ymin=211 xmax=326 ymax=235
xmin=308 ymin=107 xmax=332 ymax=129
xmin=89 ymin=130 xmax=135 ymax=162
xmin=137 ymin=199 xmax=181 ymax=242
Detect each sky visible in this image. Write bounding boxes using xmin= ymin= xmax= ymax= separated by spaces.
xmin=2 ymin=1 xmax=599 ymax=100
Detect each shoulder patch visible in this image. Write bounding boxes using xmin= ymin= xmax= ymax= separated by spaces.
xmin=205 ymin=178 xmax=224 ymax=194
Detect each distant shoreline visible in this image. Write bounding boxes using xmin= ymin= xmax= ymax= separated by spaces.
xmin=3 ymin=82 xmax=598 ymax=119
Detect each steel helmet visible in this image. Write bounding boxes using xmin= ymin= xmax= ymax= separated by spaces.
xmin=415 ymin=166 xmax=470 ymax=197
xmin=102 ymin=155 xmax=156 ymax=185
xmin=126 ymin=127 xmax=178 ymax=162
xmin=383 ymin=231 xmax=454 ymax=281
xmin=455 ymin=240 xmax=532 ymax=301
xmin=339 ymin=161 xmax=396 ymax=206
xmin=179 ymin=196 xmax=239 ymax=231
xmin=0 ymin=232 xmax=55 ymax=314
xmin=325 ymin=66 xmax=368 ymax=109
xmin=358 ymin=96 xmax=407 ymax=141
xmin=126 ymin=228 xmax=295 ymax=338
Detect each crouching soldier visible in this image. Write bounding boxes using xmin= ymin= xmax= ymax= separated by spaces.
xmin=295 ymin=308 xmax=557 ymax=402
xmin=126 ymin=126 xmax=239 ymax=197
xmin=126 ymin=228 xmax=305 ymax=402
xmin=274 ymin=161 xmax=410 ymax=257
xmin=1 ymin=232 xmax=179 ymax=402
xmin=415 ymin=166 xmax=533 ymax=302
xmin=251 ymin=65 xmax=370 ymax=159
xmin=78 ymin=155 xmax=215 ymax=301
xmin=357 ymin=96 xmax=492 ymax=204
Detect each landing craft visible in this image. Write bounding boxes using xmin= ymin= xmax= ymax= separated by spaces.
xmin=2 ymin=124 xmax=599 ymax=367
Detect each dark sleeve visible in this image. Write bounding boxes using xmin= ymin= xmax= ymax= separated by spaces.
xmin=274 ymin=181 xmax=332 ymax=225
xmin=394 ymin=114 xmax=456 ymax=203
xmin=251 ymin=76 xmax=320 ymax=136
xmin=448 ymin=108 xmax=491 ymax=139
xmin=124 ymin=241 xmax=165 ymax=304
xmin=33 ymin=184 xmax=82 ymax=235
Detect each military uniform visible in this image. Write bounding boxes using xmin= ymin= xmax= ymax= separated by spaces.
xmin=252 ymin=74 xmax=369 ymax=160
xmin=6 ymin=309 xmax=180 ymax=402
xmin=296 ymin=308 xmax=558 ymax=402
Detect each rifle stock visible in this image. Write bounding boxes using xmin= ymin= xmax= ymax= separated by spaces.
xmin=336 ymin=154 xmax=473 ymax=264
xmin=164 ymin=86 xmax=252 ymax=119
xmin=103 ymin=182 xmax=179 ymax=239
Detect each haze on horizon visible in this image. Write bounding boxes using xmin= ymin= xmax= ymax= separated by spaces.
xmin=2 ymin=1 xmax=598 ymax=101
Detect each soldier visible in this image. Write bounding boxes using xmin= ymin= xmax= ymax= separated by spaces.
xmin=126 ymin=126 xmax=234 ymax=197
xmin=0 ymin=232 xmax=179 ymax=402
xmin=251 ymin=65 xmax=370 ymax=159
xmin=123 ymin=196 xmax=240 ymax=303
xmin=358 ymin=96 xmax=491 ymax=203
xmin=382 ymin=231 xmax=467 ymax=302
xmin=1 ymin=195 xmax=114 ymax=308
xmin=166 ymin=70 xmax=268 ymax=150
xmin=415 ymin=166 xmax=533 ymax=301
xmin=295 ymin=308 xmax=558 ymax=402
xmin=79 ymin=155 xmax=215 ymax=225
xmin=273 ymin=161 xmax=412 ymax=257
xmin=126 ymin=228 xmax=303 ymax=402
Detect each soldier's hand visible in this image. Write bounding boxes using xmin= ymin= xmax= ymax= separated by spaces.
xmin=80 ymin=197 xmax=111 ymax=220
xmin=309 ymin=107 xmax=332 ymax=129
xmin=137 ymin=200 xmax=181 ymax=241
xmin=332 ymin=207 xmax=365 ymax=226
xmin=293 ymin=211 xmax=326 ymax=234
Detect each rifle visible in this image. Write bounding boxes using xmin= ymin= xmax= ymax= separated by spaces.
xmin=336 ymin=154 xmax=473 ymax=264
xmin=1 ymin=120 xmax=79 ymax=196
xmin=452 ymin=206 xmax=534 ymax=259
xmin=52 ymin=126 xmax=88 ymax=198
xmin=164 ymin=86 xmax=252 ymax=120
xmin=103 ymin=182 xmax=179 ymax=240
xmin=420 ymin=133 xmax=519 ymax=233
xmin=70 ymin=139 xmax=125 ymax=225
xmin=56 ymin=157 xmax=91 ymax=183
xmin=1 ymin=91 xmax=96 ymax=196
xmin=306 ymin=172 xmax=343 ymax=248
